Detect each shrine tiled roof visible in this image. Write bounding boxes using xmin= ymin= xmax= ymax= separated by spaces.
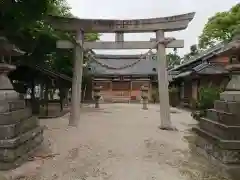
xmin=193 ymin=62 xmax=228 ymax=75
xmin=169 ymin=42 xmax=224 ymax=72
xmin=173 ymin=62 xmax=228 ymax=79
xmin=87 ymin=54 xmax=158 ymax=76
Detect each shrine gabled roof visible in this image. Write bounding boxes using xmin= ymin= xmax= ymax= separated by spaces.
xmin=193 ymin=62 xmax=228 ymax=74
xmin=169 ymin=42 xmax=225 ymax=73
xmin=87 ymin=55 xmax=158 ymax=76
xmin=173 ymin=62 xmax=228 ymax=79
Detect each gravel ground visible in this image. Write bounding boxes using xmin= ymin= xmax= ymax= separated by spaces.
xmin=1 ymin=104 xmax=230 ymax=180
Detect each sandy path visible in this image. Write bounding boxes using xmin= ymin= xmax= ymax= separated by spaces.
xmin=1 ymin=104 xmax=230 ymax=180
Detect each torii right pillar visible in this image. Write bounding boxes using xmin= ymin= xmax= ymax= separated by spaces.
xmin=156 ymin=30 xmax=174 ymax=130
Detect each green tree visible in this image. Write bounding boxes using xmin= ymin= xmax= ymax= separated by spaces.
xmin=167 ymin=48 xmax=181 ymax=68
xmin=199 ymin=3 xmax=240 ymax=49
xmin=0 ymin=0 xmax=99 ymax=76
xmin=182 ymin=44 xmax=199 ymax=63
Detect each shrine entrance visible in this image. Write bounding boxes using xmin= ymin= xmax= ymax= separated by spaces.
xmin=111 ymin=81 xmax=131 ymax=102
xmin=47 ymin=12 xmax=195 ymax=129
xmin=93 ymin=77 xmax=150 ymax=103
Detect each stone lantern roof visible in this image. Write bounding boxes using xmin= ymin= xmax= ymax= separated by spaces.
xmin=0 ymin=37 xmax=25 ymax=56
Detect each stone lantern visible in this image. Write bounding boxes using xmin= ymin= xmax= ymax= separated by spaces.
xmin=141 ymin=85 xmax=149 ymax=110
xmin=93 ymin=86 xmax=101 ymax=108
xmin=0 ymin=64 xmax=19 ymax=111
xmin=0 ymin=37 xmax=43 ymax=170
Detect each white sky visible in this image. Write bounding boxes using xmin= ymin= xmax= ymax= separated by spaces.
xmin=66 ymin=0 xmax=239 ymax=56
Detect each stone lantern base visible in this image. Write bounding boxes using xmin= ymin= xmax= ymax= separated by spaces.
xmin=0 ymin=63 xmax=43 ymax=170
xmin=93 ymin=86 xmax=101 ymax=108
xmin=141 ymin=85 xmax=149 ymax=110
xmin=192 ymin=64 xmax=240 ymax=178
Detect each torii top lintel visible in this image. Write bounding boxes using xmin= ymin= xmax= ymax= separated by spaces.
xmin=47 ymin=12 xmax=195 ymax=33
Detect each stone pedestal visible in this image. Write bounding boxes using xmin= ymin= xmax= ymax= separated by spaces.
xmin=193 ymin=64 xmax=240 ymax=178
xmin=0 ymin=63 xmax=43 ymax=170
xmin=93 ymin=86 xmax=101 ymax=108
xmin=141 ymin=85 xmax=148 ymax=110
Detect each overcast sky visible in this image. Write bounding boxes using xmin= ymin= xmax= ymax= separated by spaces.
xmin=66 ymin=0 xmax=239 ymax=56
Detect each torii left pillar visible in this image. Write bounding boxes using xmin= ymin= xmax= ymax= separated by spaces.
xmin=69 ymin=31 xmax=84 ymax=126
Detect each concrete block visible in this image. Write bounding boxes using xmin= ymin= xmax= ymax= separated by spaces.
xmin=225 ymin=75 xmax=240 ymax=91
xmin=0 ymin=91 xmax=18 ymax=101
xmin=214 ymin=100 xmax=228 ymax=112
xmin=195 ymin=135 xmax=240 ymax=164
xmin=220 ymin=91 xmax=240 ymax=102
xmin=200 ymin=117 xmax=240 ymax=140
xmin=0 ymin=116 xmax=39 ymax=140
xmin=227 ymin=102 xmax=240 ymax=117
xmin=206 ymin=109 xmax=239 ymax=126
xmin=0 ymin=126 xmax=43 ymax=148
xmin=0 ymin=132 xmax=43 ymax=162
xmin=0 ymin=100 xmax=25 ymax=113
xmin=0 ymin=108 xmax=32 ymax=125
xmin=193 ymin=127 xmax=240 ymax=150
xmin=0 ymin=142 xmax=42 ymax=170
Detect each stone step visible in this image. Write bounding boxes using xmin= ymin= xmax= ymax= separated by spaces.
xmin=0 ymin=126 xmax=43 ymax=148
xmin=0 ymin=108 xmax=32 ymax=125
xmin=206 ymin=109 xmax=240 ymax=126
xmin=0 ymin=116 xmax=39 ymax=140
xmin=109 ymin=96 xmax=131 ymax=103
xmin=0 ymin=131 xmax=43 ymax=162
xmin=214 ymin=100 xmax=240 ymax=116
xmin=200 ymin=117 xmax=240 ymax=140
xmin=194 ymin=133 xmax=240 ymax=164
xmin=193 ymin=127 xmax=240 ymax=150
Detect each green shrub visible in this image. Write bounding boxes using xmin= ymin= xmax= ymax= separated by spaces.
xmin=197 ymin=86 xmax=222 ymax=110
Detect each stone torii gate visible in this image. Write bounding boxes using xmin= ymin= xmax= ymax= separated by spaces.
xmin=47 ymin=12 xmax=195 ymax=129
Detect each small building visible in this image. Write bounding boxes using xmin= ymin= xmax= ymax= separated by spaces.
xmin=87 ymin=54 xmax=158 ymax=103
xmin=9 ymin=63 xmax=72 ymax=118
xmin=169 ymin=40 xmax=240 ymax=108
